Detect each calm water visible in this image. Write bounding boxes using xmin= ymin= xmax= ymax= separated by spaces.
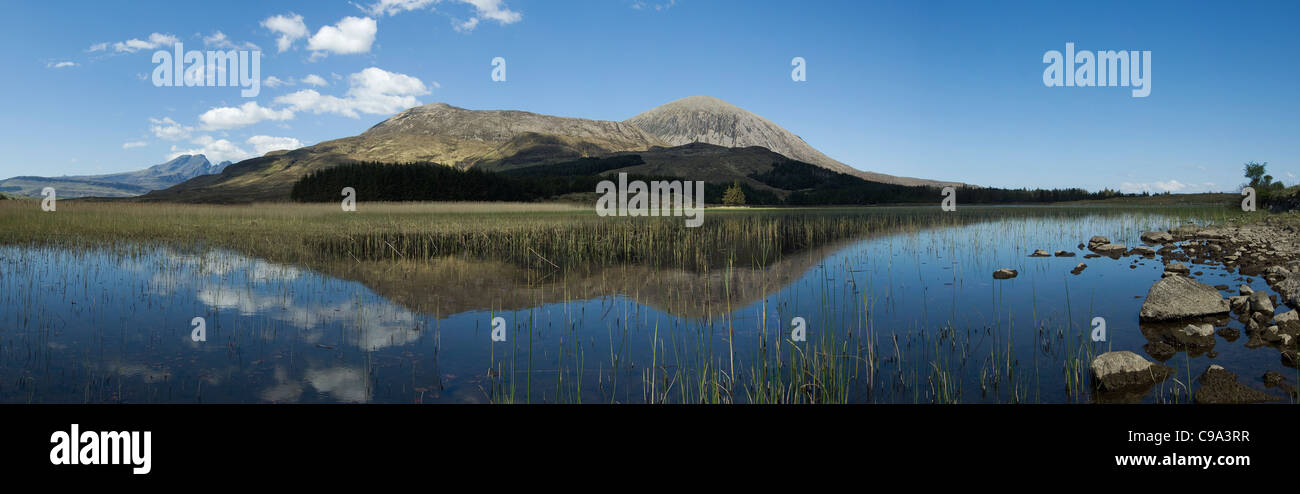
xmin=1 ymin=208 xmax=1293 ymax=403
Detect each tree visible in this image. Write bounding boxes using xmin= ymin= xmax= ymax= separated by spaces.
xmin=1244 ymin=161 xmax=1270 ymax=188
xmin=722 ymin=181 xmax=746 ymax=206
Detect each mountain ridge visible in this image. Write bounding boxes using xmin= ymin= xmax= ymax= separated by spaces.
xmin=0 ymin=155 xmax=229 ymax=198
xmin=144 ymin=97 xmax=963 ymax=203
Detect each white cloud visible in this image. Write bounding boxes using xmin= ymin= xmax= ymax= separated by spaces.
xmin=46 ymin=61 xmax=78 ymax=69
xmin=460 ymin=0 xmax=522 ymax=24
xmin=247 ymin=135 xmax=303 ymax=155
xmin=450 ymin=0 xmax=521 ymax=32
xmin=275 ymin=67 xmax=431 ymax=118
xmin=262 ymin=13 xmax=309 ymax=53
xmin=149 ymin=117 xmax=192 ymax=141
xmin=86 ymin=42 xmax=108 ymax=53
xmin=301 ymin=74 xmax=329 ymax=86
xmin=307 ymin=16 xmax=377 ymax=56
xmin=632 ymin=0 xmax=676 ymax=11
xmin=112 ymin=33 xmax=179 ymax=53
xmin=198 ymin=102 xmax=295 ymax=130
xmin=1119 ymin=180 xmax=1221 ymax=194
xmin=169 ymin=135 xmax=253 ymax=164
xmin=122 ymin=141 xmax=148 ymax=149
xmin=264 ymin=76 xmax=291 ymax=88
xmin=203 ymin=31 xmax=259 ymax=51
xmin=364 ymin=0 xmax=437 ymax=16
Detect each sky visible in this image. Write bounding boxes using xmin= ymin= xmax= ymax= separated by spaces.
xmin=1 ymin=0 xmax=1296 ymax=193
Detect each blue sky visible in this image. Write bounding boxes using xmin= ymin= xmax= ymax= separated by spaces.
xmin=1 ymin=0 xmax=1296 ymax=193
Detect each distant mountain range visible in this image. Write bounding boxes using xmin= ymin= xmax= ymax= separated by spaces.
xmin=143 ymin=97 xmax=963 ymax=203
xmin=0 ymin=155 xmax=230 ymax=198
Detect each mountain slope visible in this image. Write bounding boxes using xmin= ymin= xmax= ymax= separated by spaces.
xmin=0 ymin=155 xmax=228 ymax=198
xmin=144 ymin=103 xmax=668 ymax=203
xmin=625 ymin=96 xmax=961 ymax=188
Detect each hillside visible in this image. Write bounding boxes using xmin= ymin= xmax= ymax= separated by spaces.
xmin=143 ymin=104 xmax=667 ymax=203
xmin=625 ymin=96 xmax=962 ymax=188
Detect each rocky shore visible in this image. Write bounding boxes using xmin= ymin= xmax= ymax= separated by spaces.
xmin=1077 ymin=216 xmax=1300 ymax=403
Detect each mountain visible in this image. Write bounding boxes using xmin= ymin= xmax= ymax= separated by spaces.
xmin=0 ymin=155 xmax=229 ymax=198
xmin=144 ymin=103 xmax=668 ymax=202
xmin=625 ymin=96 xmax=961 ymax=188
xmin=145 ymin=98 xmax=960 ymax=203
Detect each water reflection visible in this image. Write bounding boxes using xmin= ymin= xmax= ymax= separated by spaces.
xmin=0 ymin=208 xmax=1292 ymax=403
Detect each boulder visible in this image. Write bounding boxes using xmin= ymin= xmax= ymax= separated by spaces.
xmin=1239 ymin=285 xmax=1254 ymax=296
xmin=1164 ymin=262 xmax=1191 ymax=275
xmin=1090 ymin=351 xmax=1172 ymax=392
xmin=1054 ymin=250 xmax=1076 ymax=257
xmin=1070 ymin=263 xmax=1087 ymax=275
xmin=1173 ymin=323 xmax=1215 ymax=347
xmin=1141 ymin=231 xmax=1174 ymax=244
xmin=1248 ymin=291 xmax=1274 ymax=315
xmin=1130 ymin=246 xmax=1156 ymax=256
xmin=1092 ymin=243 xmax=1127 ymax=257
xmin=1273 ymin=277 xmax=1300 ymax=310
xmin=1139 ymin=276 xmax=1230 ymax=321
xmin=993 ymin=268 xmax=1018 ymax=280
xmin=1029 ymin=249 xmax=1051 ymax=257
xmin=1087 ymin=236 xmax=1110 ymax=248
xmin=1229 ymin=296 xmax=1249 ymax=313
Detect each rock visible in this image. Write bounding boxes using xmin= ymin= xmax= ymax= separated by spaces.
xmin=1141 ymin=231 xmax=1174 ymax=244
xmin=1262 ymin=371 xmax=1297 ymax=397
xmin=1284 ymin=350 xmax=1300 ymax=368
xmin=1087 ymin=236 xmax=1110 ymax=248
xmin=1262 ymin=326 xmax=1283 ymax=343
xmin=1229 ymin=296 xmax=1248 ymax=312
xmin=1173 ymin=323 xmax=1215 ymax=347
xmin=1145 ymin=341 xmax=1176 ymax=361
xmin=1276 ymin=310 xmax=1298 ymax=324
xmin=1216 ymin=326 xmax=1240 ymax=340
xmin=1130 ymin=246 xmax=1155 ymax=256
xmin=1139 ymin=276 xmax=1231 ymax=321
xmin=1090 ymin=351 xmax=1172 ymax=392
xmin=1240 ymin=285 xmax=1254 ymax=296
xmin=1265 ymin=265 xmax=1291 ymax=280
xmin=1070 ymin=263 xmax=1087 ymax=275
xmin=1248 ymin=291 xmax=1274 ymax=315
xmin=1282 ymin=334 xmax=1294 ymax=346
xmin=993 ymin=268 xmax=1018 ymax=280
xmin=1164 ymin=262 xmax=1191 ymax=275
xmin=1029 ymin=249 xmax=1051 ymax=257
xmin=1054 ymin=250 xmax=1075 ymax=257
xmin=1194 ymin=365 xmax=1282 ymax=404
xmin=1092 ymin=243 xmax=1127 ymax=257
xmin=1273 ymin=277 xmax=1300 ymax=310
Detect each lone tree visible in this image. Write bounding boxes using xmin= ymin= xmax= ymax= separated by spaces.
xmin=1244 ymin=161 xmax=1279 ymax=189
xmin=722 ymin=181 xmax=746 ymax=206
xmin=1243 ymin=161 xmax=1286 ymax=205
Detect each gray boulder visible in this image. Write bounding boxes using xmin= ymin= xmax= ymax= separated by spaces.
xmin=1248 ymin=291 xmax=1274 ymax=315
xmin=993 ymin=268 xmax=1018 ymax=280
xmin=1091 ymin=351 xmax=1172 ymax=392
xmin=1173 ymin=323 xmax=1216 ymax=347
xmin=1139 ymin=276 xmax=1230 ymax=321
xmin=1141 ymin=231 xmax=1174 ymax=244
